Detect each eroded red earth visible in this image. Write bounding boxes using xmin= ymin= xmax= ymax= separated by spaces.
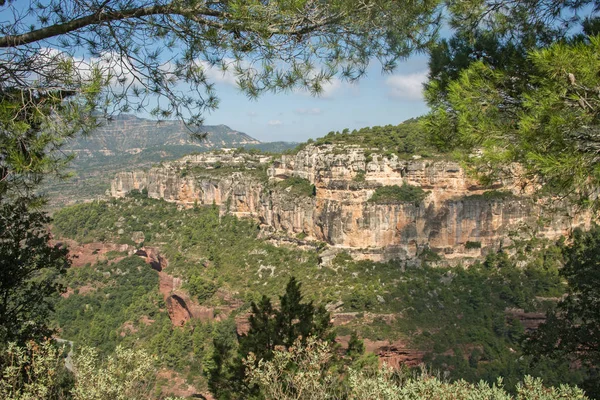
xmin=60 ymin=239 xmax=549 ymax=389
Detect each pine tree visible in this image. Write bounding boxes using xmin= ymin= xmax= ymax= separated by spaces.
xmin=239 ymin=295 xmax=276 ymax=362
xmin=0 ymin=200 xmax=69 ymax=345
xmin=424 ymin=14 xmax=600 ymax=207
xmin=212 ymin=277 xmax=333 ymax=399
xmin=525 ymin=226 xmax=600 ymax=396
xmin=239 ymin=277 xmax=333 ymax=362
xmin=275 ymin=277 xmax=317 ymax=348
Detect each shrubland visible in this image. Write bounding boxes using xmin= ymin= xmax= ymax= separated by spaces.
xmin=368 ymin=184 xmax=429 ymax=205
xmin=1 ymin=0 xmax=599 ymax=397
xmin=48 ymin=195 xmax=597 ymax=396
xmin=246 ymin=338 xmax=589 ymax=400
xmin=293 ymin=119 xmax=443 ymax=160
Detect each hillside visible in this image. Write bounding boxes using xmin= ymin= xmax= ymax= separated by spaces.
xmin=41 ymin=115 xmax=297 ymax=208
xmin=294 ymin=118 xmax=440 ymax=159
xmin=51 ymin=194 xmax=587 ymax=397
xmin=45 ymin=120 xmax=598 ymax=397
xmin=66 ymin=114 xmax=260 ymax=156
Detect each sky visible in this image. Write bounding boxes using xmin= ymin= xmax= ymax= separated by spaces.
xmin=201 ymin=54 xmax=431 ymax=143
xmin=0 ymin=3 xmax=432 ymax=145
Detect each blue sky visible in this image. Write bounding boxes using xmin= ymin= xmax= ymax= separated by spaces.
xmin=202 ymin=54 xmax=431 ymax=143
xmin=0 ymin=2 xmax=432 ymax=144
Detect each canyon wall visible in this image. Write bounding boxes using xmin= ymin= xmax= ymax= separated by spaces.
xmin=111 ymin=146 xmax=591 ymax=263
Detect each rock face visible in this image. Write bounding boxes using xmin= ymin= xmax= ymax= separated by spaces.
xmin=111 ymin=145 xmax=591 ymax=263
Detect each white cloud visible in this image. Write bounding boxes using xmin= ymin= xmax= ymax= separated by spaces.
xmin=295 ymin=107 xmax=322 ymax=115
xmin=319 ymin=78 xmax=342 ymax=98
xmin=67 ymin=51 xmax=140 ymax=89
xmin=268 ymin=120 xmax=283 ymax=126
xmin=295 ymin=76 xmax=345 ymax=99
xmin=385 ymin=71 xmax=428 ymax=100
xmin=199 ymin=60 xmax=238 ymax=86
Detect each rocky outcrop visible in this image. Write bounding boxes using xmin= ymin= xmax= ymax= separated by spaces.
xmin=110 ymin=145 xmax=592 ymax=263
xmin=337 ymin=335 xmax=426 ymax=368
xmin=505 ymin=308 xmax=547 ymax=331
xmin=135 ymin=247 xmax=167 ymax=271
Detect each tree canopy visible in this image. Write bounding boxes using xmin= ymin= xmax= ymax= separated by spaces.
xmin=423 ymin=0 xmax=600 ymax=205
xmin=0 ymin=0 xmax=444 ymax=198
xmin=0 ymin=200 xmax=69 ymax=344
xmin=207 ymin=276 xmax=333 ymax=399
xmin=525 ymin=226 xmax=600 ymax=396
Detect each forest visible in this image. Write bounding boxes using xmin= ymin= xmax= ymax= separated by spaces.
xmin=1 ymin=0 xmax=600 ymax=398
xmin=41 ymin=193 xmax=598 ymax=397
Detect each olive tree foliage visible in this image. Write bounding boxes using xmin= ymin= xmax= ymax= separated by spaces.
xmin=0 ymin=341 xmax=186 ymax=400
xmin=71 ymin=345 xmax=162 ymax=400
xmin=245 ymin=338 xmax=589 ymax=400
xmin=0 ymin=341 xmax=68 ymax=400
xmin=0 ymin=0 xmax=442 ymax=197
xmin=423 ymin=0 xmax=600 ymax=205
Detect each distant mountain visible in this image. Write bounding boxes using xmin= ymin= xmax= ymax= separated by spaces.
xmin=43 ymin=115 xmax=296 ymax=209
xmin=66 ymin=114 xmax=260 ymax=157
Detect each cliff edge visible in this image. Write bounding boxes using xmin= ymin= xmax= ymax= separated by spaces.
xmin=111 ymin=145 xmax=591 ymax=263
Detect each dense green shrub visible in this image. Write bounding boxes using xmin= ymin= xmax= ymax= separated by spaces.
xmin=274 ymin=176 xmax=316 ymax=197
xmin=462 ymin=190 xmax=516 ymax=202
xmin=53 ymin=256 xmax=165 ymax=353
xmin=186 ymin=276 xmax=218 ymax=303
xmin=245 ymin=338 xmax=588 ymax=400
xmin=353 ymin=171 xmax=366 ymax=182
xmin=293 ymin=119 xmax=442 ymax=159
xmin=369 ymin=183 xmax=428 ymax=205
xmin=465 ymin=241 xmax=482 ymax=249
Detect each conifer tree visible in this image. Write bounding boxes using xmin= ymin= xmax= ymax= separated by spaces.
xmin=0 ymin=200 xmax=69 ymax=345
xmin=211 ymin=277 xmax=333 ymax=399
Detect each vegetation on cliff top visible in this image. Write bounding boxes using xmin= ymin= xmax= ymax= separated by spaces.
xmin=274 ymin=176 xmax=317 ymax=198
xmin=368 ymin=183 xmax=429 ymax=205
xmin=460 ymin=190 xmax=518 ymax=202
xmin=292 ymin=119 xmax=444 ymax=159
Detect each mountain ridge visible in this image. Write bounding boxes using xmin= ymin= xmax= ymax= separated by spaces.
xmin=67 ymin=114 xmax=261 ymax=156
xmin=44 ymin=114 xmax=296 ymax=209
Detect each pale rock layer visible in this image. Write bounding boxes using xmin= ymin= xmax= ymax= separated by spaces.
xmin=110 ymin=146 xmax=591 ymax=263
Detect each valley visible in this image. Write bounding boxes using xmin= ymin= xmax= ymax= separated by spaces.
xmin=47 ymin=120 xmax=596 ymax=398
xmin=3 ymin=2 xmax=600 ymax=399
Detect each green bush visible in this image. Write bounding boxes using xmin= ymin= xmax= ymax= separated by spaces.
xmin=420 ymin=247 xmax=442 ymax=262
xmin=245 ymin=338 xmax=589 ymax=400
xmin=465 ymin=241 xmax=482 ymax=249
xmin=462 ymin=190 xmax=516 ymax=202
xmin=353 ymin=171 xmax=366 ymax=182
xmin=186 ymin=275 xmax=218 ymax=303
xmin=369 ymin=183 xmax=428 ymax=205
xmin=275 ymin=176 xmax=316 ymax=197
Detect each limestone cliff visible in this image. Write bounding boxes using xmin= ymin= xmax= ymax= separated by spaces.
xmin=111 ymin=145 xmax=591 ymax=263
